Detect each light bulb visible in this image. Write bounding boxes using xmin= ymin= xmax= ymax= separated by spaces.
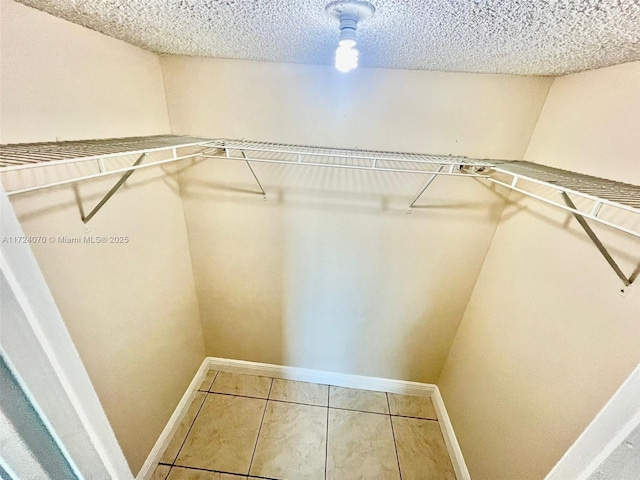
xmin=326 ymin=1 xmax=375 ymax=73
xmin=338 ymin=38 xmax=356 ymax=48
xmin=335 ymin=43 xmax=359 ymax=73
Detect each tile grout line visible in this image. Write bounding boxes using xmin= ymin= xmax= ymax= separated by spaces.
xmin=169 ymin=463 xmax=277 ymax=479
xmin=205 ymin=370 xmax=220 ymax=393
xmin=387 ymin=393 xmax=403 ymax=480
xmin=391 ymin=413 xmax=438 ymax=422
xmin=329 ymin=405 xmax=438 ymax=421
xmin=169 ymin=375 xmax=213 ymax=466
xmin=209 ymin=390 xmax=321 ymax=405
xmin=159 ymin=370 xmax=218 ymax=473
xmin=324 ymin=386 xmax=330 ymax=480
xmin=200 ymin=390 xmax=438 ymax=421
xmin=160 ymin=374 xmax=440 ymax=478
xmin=247 ymin=377 xmax=274 ymax=477
xmin=162 ymin=465 xmax=171 ymax=480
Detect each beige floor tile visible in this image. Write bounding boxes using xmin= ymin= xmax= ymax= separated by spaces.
xmin=198 ymin=370 xmax=218 ymax=391
xmin=329 ymin=386 xmax=389 ymax=414
xmin=250 ymin=401 xmax=327 ymax=479
xmin=151 ymin=464 xmax=171 ymax=480
xmin=176 ymin=394 xmax=266 ymax=474
xmin=167 ymin=466 xmax=245 ymax=479
xmin=326 ymin=409 xmax=400 ymax=480
xmin=387 ymin=393 xmax=437 ymax=420
xmin=161 ymin=392 xmax=207 ymax=464
xmin=210 ymin=371 xmax=272 ymax=398
xmin=392 ymin=417 xmax=455 ymax=479
xmin=268 ymin=378 xmax=329 ymax=406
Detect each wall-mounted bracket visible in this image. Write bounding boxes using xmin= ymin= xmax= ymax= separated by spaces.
xmin=2 ymin=137 xmax=637 ymax=249
xmin=561 ymin=192 xmax=633 ymax=287
xmin=406 ymin=165 xmax=445 ymax=214
xmin=82 ymin=153 xmax=146 ymax=223
xmin=240 ymin=150 xmax=267 ymax=200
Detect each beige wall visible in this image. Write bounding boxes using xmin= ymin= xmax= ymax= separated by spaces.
xmin=162 ymin=57 xmax=549 ymax=159
xmin=0 ymin=0 xmax=170 ymax=143
xmin=7 ymin=4 xmax=635 ymax=476
xmin=1 ymin=1 xmax=205 ymax=474
xmin=438 ymin=61 xmax=640 ymax=479
xmin=162 ymin=57 xmax=552 ymax=382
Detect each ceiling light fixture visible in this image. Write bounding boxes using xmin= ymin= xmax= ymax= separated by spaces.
xmin=326 ymin=1 xmax=375 ymax=73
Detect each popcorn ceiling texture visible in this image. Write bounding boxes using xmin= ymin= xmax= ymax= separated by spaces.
xmin=14 ymin=0 xmax=640 ymax=75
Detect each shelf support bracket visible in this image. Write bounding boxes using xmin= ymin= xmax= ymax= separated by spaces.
xmin=241 ymin=150 xmax=267 ymax=200
xmin=561 ymin=192 xmax=632 ymax=287
xmin=406 ymin=165 xmax=445 ymax=214
xmin=82 ymin=153 xmax=146 ymax=224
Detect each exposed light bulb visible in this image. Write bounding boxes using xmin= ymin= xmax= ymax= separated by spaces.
xmin=326 ymin=1 xmax=375 ymax=73
xmin=338 ymin=38 xmax=356 ymax=48
xmin=335 ymin=43 xmax=359 ymax=72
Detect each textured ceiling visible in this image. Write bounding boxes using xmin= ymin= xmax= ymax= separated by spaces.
xmin=15 ymin=0 xmax=640 ymax=75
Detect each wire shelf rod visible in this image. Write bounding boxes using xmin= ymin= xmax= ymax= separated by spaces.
xmin=200 ymin=153 xmax=487 ymax=177
xmin=492 ymin=167 xmax=640 ymax=214
xmin=2 ymin=137 xmax=637 ymax=243
xmin=209 ymin=141 xmax=493 ymax=167
xmin=5 ymin=150 xmax=206 ymax=196
xmin=486 ymin=177 xmax=640 ymax=238
xmin=220 ymin=147 xmax=481 ymax=166
xmin=0 ymin=140 xmax=215 ymax=172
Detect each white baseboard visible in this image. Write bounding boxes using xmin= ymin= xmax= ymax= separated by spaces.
xmin=432 ymin=387 xmax=472 ymax=480
xmin=138 ymin=356 xmax=470 ymax=480
xmin=135 ymin=358 xmax=210 ymax=480
xmin=207 ymin=357 xmax=437 ymax=396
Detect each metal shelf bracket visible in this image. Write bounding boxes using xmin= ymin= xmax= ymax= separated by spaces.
xmin=406 ymin=165 xmax=445 ymax=214
xmin=561 ymin=192 xmax=633 ymax=287
xmin=82 ymin=153 xmax=147 ymax=223
xmin=239 ymin=150 xmax=267 ymax=200
xmin=2 ymin=138 xmax=638 ymax=294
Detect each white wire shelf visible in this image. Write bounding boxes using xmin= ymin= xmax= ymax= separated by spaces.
xmin=494 ymin=161 xmax=640 ymax=211
xmin=487 ymin=161 xmax=640 ymax=238
xmin=0 ymin=135 xmax=212 ymax=171
xmin=0 ymin=136 xmax=638 ymax=241
xmin=201 ymin=139 xmax=495 ymax=176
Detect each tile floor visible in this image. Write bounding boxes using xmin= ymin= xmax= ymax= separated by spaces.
xmin=152 ymin=370 xmax=456 ymax=480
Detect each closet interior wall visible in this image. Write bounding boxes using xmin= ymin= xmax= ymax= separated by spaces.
xmin=3 ymin=1 xmax=638 ymax=478
xmin=0 ymin=1 xmax=207 ymax=474
xmin=161 ymin=56 xmax=553 ymax=382
xmin=438 ymin=61 xmax=640 ymax=480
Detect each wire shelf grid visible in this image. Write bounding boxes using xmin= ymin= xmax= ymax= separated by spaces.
xmin=0 ymin=136 xmax=637 ymax=239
